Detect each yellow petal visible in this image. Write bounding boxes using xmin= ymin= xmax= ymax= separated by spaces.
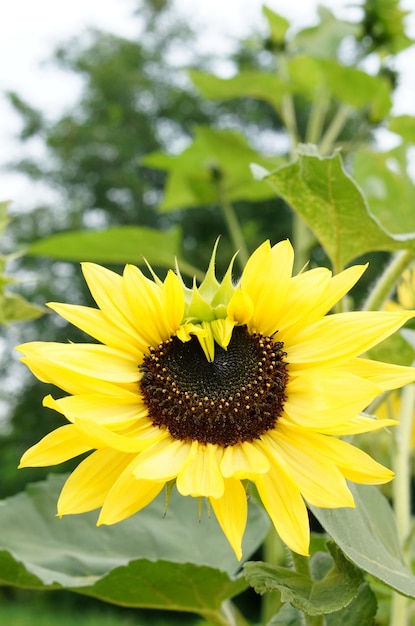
xmin=221 ymin=441 xmax=269 ymax=479
xmin=43 ymin=393 xmax=147 ymax=428
xmin=18 ymin=424 xmax=90 ymax=467
xmin=283 ymin=371 xmax=380 ymax=429
xmin=18 ymin=342 xmax=140 ymax=383
xmin=279 ymin=264 xmax=367 ymax=341
xmin=98 ymin=457 xmax=164 ymax=525
xmin=241 ymin=240 xmax=294 ymax=335
xmin=278 ymin=414 xmax=397 ymax=436
xmin=255 ymin=454 xmax=310 ymax=556
xmin=227 ymin=287 xmax=254 ymax=325
xmin=337 ymin=358 xmax=415 ymax=391
xmin=57 ymin=448 xmax=135 ymax=515
xmin=210 ymin=478 xmax=247 ymax=561
xmin=177 ymin=442 xmax=224 ymax=498
xmin=162 ymin=270 xmax=186 ymax=333
xmin=47 ymin=302 xmax=144 ymax=358
xmin=287 ymin=311 xmax=415 ymax=366
xmin=123 ymin=264 xmax=174 ymax=345
xmin=265 ymin=429 xmax=355 ymax=508
xmin=73 ymin=417 xmax=164 ymax=452
xmin=81 ymin=262 xmax=137 ymax=335
xmin=133 ymin=437 xmax=191 ymax=481
xmin=304 ymin=433 xmax=394 ymax=484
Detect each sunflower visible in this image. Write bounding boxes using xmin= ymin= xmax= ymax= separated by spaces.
xmin=17 ymin=240 xmax=415 ymax=559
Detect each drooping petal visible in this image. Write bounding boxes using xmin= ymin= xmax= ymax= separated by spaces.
xmin=18 ymin=424 xmax=90 ymax=467
xmin=264 ymin=430 xmax=355 ymax=508
xmin=72 ymin=417 xmax=165 ymax=452
xmin=255 ymin=453 xmax=310 ymax=556
xmin=57 ymin=448 xmax=135 ymax=515
xmin=221 ymin=441 xmax=269 ymax=479
xmin=98 ymin=458 xmax=164 ymax=525
xmin=278 ymin=414 xmax=397 ymax=436
xmin=210 ymin=478 xmax=247 ymax=561
xmin=177 ymin=442 xmax=224 ymax=498
xmin=132 ymin=438 xmax=192 ymax=482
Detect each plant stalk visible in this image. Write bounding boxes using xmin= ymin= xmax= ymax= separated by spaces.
xmin=318 ymin=103 xmax=352 ymax=156
xmin=216 ymin=181 xmax=249 ymax=272
xmin=362 ymin=250 xmax=415 ymax=311
xmin=390 ymin=383 xmax=415 ymax=626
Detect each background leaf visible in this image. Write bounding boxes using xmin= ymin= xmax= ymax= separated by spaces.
xmin=0 ymin=474 xmax=269 ymax=596
xmin=143 ymin=126 xmax=278 ymax=210
xmin=325 ymin=582 xmax=377 ymax=626
xmin=28 ymin=226 xmax=184 ymax=270
xmin=264 ymin=147 xmax=415 ymax=270
xmin=309 ymin=483 xmax=415 ymax=597
xmin=244 ymin=543 xmax=362 ymax=616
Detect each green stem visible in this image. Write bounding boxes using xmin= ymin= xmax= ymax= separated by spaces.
xmin=201 ymin=608 xmax=235 ymax=626
xmin=318 ymin=104 xmax=352 ymax=156
xmin=305 ymin=86 xmax=330 ymax=145
xmin=276 ymin=54 xmax=299 ymax=157
xmin=290 ymin=551 xmax=315 ymax=626
xmin=216 ymin=182 xmax=249 ymax=272
xmin=260 ymin=527 xmax=285 ymax=624
xmin=390 ymin=383 xmax=415 ymax=626
xmin=362 ymin=250 xmax=415 ymax=311
xmin=292 ymin=214 xmax=314 ymax=275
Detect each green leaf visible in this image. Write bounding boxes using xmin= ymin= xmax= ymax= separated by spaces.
xmin=0 ymin=475 xmax=269 ymax=607
xmin=326 ymin=582 xmax=377 ymax=626
xmin=309 ymin=483 xmax=415 ymax=597
xmin=143 ymin=126 xmax=279 ymax=210
xmin=189 ymin=70 xmax=287 ymax=112
xmin=292 ymin=7 xmax=360 ymax=58
xmin=0 ymin=292 xmax=44 ymax=325
xmin=353 ymin=145 xmax=415 ymax=235
xmin=244 ymin=543 xmax=362 ymax=616
xmin=287 ymin=57 xmax=392 ymax=120
xmin=389 ymin=115 xmax=415 ymax=143
xmin=28 ymin=226 xmax=183 ymax=269
xmin=77 ymin=559 xmax=247 ymax=613
xmin=262 ymin=6 xmax=290 ymax=46
xmin=264 ymin=147 xmax=415 ymax=270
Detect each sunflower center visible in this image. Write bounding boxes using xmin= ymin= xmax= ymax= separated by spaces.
xmin=139 ymin=325 xmax=288 ymax=446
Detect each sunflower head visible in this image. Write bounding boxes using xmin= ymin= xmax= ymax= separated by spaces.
xmin=17 ymin=240 xmax=415 ymax=560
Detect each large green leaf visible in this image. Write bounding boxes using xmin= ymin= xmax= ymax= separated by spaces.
xmin=28 ymin=226 xmax=183 ymax=269
xmin=0 ymin=474 xmax=269 ymax=612
xmin=189 ymin=70 xmax=287 ymax=112
xmin=310 ymin=483 xmax=415 ymax=597
xmin=287 ymin=57 xmax=392 ymax=120
xmin=326 ymin=582 xmax=377 ymax=626
xmin=143 ymin=126 xmax=279 ymax=211
xmin=244 ymin=543 xmax=362 ymax=616
xmin=260 ymin=147 xmax=415 ymax=270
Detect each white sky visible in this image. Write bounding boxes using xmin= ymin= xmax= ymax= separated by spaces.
xmin=1 ymin=0 xmax=414 ymax=209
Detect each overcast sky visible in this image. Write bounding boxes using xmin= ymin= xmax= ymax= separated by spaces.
xmin=1 ymin=0 xmax=414 ymax=209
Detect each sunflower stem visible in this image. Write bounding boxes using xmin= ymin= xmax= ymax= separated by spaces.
xmin=305 ymin=86 xmax=330 ymax=145
xmin=201 ymin=607 xmax=235 ymax=626
xmin=390 ymin=383 xmax=415 ymax=626
xmin=276 ymin=53 xmax=299 ymax=156
xmin=362 ymin=250 xmax=415 ymax=311
xmin=216 ymin=181 xmax=249 ymax=272
xmin=318 ymin=104 xmax=351 ymax=156
xmin=261 ymin=527 xmax=285 ymax=623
